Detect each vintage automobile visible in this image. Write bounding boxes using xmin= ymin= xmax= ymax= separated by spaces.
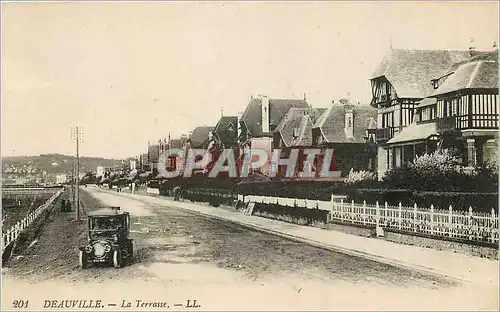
xmin=79 ymin=207 xmax=134 ymax=269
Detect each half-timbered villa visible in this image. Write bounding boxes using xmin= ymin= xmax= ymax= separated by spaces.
xmin=415 ymin=49 xmax=498 ymax=168
xmin=370 ymin=48 xmax=478 ymax=177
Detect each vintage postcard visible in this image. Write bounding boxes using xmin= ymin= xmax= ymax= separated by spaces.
xmin=1 ymin=1 xmax=499 ymax=311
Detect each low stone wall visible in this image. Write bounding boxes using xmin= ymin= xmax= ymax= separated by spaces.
xmin=383 ymin=229 xmax=498 ymax=260
xmin=325 ymin=221 xmax=376 ymax=238
xmin=241 ymin=200 xmax=498 ymax=259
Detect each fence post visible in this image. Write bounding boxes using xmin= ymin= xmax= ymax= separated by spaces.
xmin=363 ymin=200 xmax=367 ymax=225
xmin=413 ymin=203 xmax=418 ymax=232
xmin=430 ymin=204 xmax=435 ymax=235
xmin=330 ymin=194 xmax=334 ymax=222
xmin=340 ymin=199 xmax=344 ymax=222
xmin=398 ymin=202 xmax=402 ymax=230
xmin=384 ymin=202 xmax=388 ymax=226
xmin=375 ymin=201 xmax=380 ymax=228
xmin=351 ymin=200 xmax=355 ymax=223
xmin=468 ymin=206 xmax=473 ymax=240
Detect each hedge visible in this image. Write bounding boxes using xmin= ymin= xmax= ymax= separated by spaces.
xmin=251 ymin=202 xmax=329 ymax=225
xmin=345 ymin=188 xmax=498 ymax=213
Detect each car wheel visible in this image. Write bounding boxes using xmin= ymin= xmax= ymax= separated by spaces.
xmin=113 ymin=250 xmax=122 ymax=268
xmin=79 ymin=250 xmax=88 ymax=269
xmin=128 ymin=244 xmax=134 ymax=263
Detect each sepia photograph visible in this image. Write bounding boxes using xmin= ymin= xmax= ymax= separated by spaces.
xmin=1 ymin=1 xmax=499 ymax=311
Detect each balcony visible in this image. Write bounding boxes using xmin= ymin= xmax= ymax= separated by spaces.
xmin=437 ymin=114 xmax=498 ymax=133
xmin=375 ymin=127 xmax=396 ymax=142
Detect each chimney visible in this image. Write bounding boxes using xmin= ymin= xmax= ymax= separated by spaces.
xmin=261 ymin=95 xmax=270 ymax=133
xmin=344 ymin=103 xmax=354 ymax=139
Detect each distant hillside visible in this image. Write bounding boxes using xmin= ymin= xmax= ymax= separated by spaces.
xmin=2 ymin=154 xmax=125 ymax=175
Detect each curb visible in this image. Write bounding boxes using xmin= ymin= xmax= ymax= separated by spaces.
xmin=89 ymin=188 xmax=469 ymax=284
xmin=167 ymin=200 xmax=468 ymax=285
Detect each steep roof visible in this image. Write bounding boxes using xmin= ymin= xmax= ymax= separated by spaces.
xmin=241 ymin=97 xmax=310 ymax=137
xmin=169 ymin=139 xmax=183 ymax=149
xmin=189 ymin=126 xmax=214 ymax=148
xmin=213 ymin=116 xmax=238 ymax=147
xmin=431 ymin=52 xmax=498 ymax=96
xmin=371 ymin=49 xmax=473 ymax=98
xmin=312 ymin=104 xmax=377 ymax=144
xmin=274 ymin=107 xmax=326 ymax=147
xmin=418 ymin=97 xmax=437 ymax=108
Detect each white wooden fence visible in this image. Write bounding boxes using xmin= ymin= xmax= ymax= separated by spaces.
xmin=2 ymin=188 xmax=64 ymax=253
xmin=241 ymin=194 xmax=499 ymax=244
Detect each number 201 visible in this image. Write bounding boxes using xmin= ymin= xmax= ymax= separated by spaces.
xmin=12 ymin=300 xmax=29 ymax=308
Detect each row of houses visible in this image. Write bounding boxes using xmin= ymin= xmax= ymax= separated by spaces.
xmin=138 ymin=43 xmax=498 ymax=180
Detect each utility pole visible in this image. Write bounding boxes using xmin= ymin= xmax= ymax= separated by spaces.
xmin=72 ymin=162 xmax=75 ymax=209
xmin=76 ymin=126 xmax=80 ymax=221
xmin=71 ymin=126 xmax=83 ymax=221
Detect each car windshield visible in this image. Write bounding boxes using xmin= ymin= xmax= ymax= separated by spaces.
xmin=90 ymin=216 xmax=124 ymax=231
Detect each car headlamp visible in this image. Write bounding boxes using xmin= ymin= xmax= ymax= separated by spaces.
xmin=85 ymin=245 xmax=92 ymax=253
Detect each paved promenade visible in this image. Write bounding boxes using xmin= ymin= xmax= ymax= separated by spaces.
xmin=94 ymin=187 xmax=499 ymax=287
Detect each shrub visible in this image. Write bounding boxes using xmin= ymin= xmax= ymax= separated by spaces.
xmin=380 ymin=149 xmax=496 ymax=192
xmin=345 ymin=168 xmax=376 ymax=185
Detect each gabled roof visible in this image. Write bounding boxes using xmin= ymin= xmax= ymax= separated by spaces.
xmin=418 ymin=97 xmax=437 ymax=108
xmin=189 ymin=126 xmax=214 ymax=148
xmin=213 ymin=116 xmax=238 ymax=147
xmin=169 ymin=139 xmax=183 ymax=149
xmin=240 ymin=97 xmax=310 ymax=137
xmin=312 ymin=104 xmax=377 ymax=144
xmin=431 ymin=51 xmax=498 ymax=96
xmin=274 ymin=107 xmax=326 ymax=147
xmin=371 ymin=49 xmax=473 ymax=98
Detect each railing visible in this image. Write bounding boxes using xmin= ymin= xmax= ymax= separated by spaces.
xmin=437 ymin=114 xmax=498 ymax=132
xmin=2 ymin=188 xmax=64 ymax=253
xmin=2 ymin=187 xmax=61 ymax=196
xmin=241 ymin=195 xmax=499 ymax=244
xmin=375 ymin=127 xmax=396 ymax=142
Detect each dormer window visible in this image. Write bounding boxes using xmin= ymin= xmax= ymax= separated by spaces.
xmin=348 ymin=117 xmax=352 ymax=128
xmin=292 ymin=127 xmax=299 ymax=139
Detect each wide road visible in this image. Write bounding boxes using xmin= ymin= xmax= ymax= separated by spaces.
xmin=2 ymin=187 xmax=496 ymax=311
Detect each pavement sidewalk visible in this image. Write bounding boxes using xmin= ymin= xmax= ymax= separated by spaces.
xmin=90 ymin=187 xmax=499 ymax=286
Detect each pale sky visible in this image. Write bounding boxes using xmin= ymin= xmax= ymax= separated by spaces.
xmin=2 ymin=1 xmax=498 ymax=159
